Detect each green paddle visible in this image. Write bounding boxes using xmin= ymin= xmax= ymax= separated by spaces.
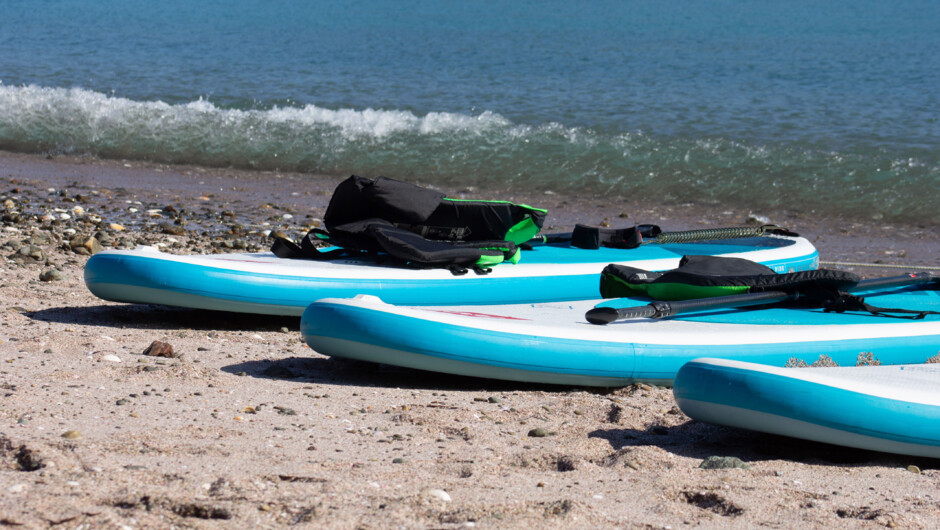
xmin=585 ymin=271 xmax=939 ymax=325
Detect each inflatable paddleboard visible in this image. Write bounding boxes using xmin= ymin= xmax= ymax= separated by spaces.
xmin=673 ymin=358 xmax=940 ymax=458
xmin=300 ymin=285 xmax=940 ymax=387
xmin=85 ymin=235 xmax=817 ymax=315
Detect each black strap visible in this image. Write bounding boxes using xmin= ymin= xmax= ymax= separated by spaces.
xmin=271 ymin=229 xmax=347 ymax=260
xmin=570 ymin=224 xmax=661 ymax=249
xmin=824 ymin=292 xmax=940 ymax=320
xmin=271 ymin=227 xmax=510 ymax=276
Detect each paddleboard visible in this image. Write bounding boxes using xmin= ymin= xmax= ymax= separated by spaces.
xmin=300 ymin=284 xmax=940 ymax=387
xmin=673 ymin=358 xmax=940 ymax=458
xmin=85 ymin=235 xmax=817 ymax=315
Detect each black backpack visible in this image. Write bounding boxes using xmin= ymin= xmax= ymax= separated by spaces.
xmin=272 ymin=175 xmax=547 ymax=274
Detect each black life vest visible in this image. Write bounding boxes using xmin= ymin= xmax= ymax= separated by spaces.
xmin=600 ymin=255 xmax=939 ymax=319
xmin=272 ymin=175 xmax=547 ymax=274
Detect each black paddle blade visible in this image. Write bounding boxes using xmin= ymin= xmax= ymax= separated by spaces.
xmin=586 ymin=306 xmax=620 ymax=325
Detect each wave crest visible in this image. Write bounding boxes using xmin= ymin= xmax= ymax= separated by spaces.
xmin=0 ymin=84 xmax=935 ymax=222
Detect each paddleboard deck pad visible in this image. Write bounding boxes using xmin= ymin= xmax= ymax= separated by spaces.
xmin=300 ymin=284 xmax=940 ymax=387
xmin=85 ymin=235 xmax=817 ymax=315
xmin=673 ymin=358 xmax=940 ymax=458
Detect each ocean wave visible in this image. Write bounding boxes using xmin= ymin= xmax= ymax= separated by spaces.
xmin=0 ymin=84 xmax=936 ymax=222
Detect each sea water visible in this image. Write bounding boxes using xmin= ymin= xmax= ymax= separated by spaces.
xmin=0 ymin=0 xmax=937 ymax=222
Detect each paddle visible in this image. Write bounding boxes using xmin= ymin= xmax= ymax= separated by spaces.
xmin=532 ymin=224 xmax=791 ymax=248
xmin=585 ymin=271 xmax=939 ymax=325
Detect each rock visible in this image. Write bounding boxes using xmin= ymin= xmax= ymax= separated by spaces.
xmin=12 ymin=244 xmax=45 ymax=262
xmin=69 ymin=235 xmax=102 ymax=255
xmin=160 ymin=223 xmax=186 ymax=235
xmin=142 ymin=340 xmax=176 ymax=358
xmin=109 ymin=223 xmax=125 ymax=231
xmin=101 ymin=354 xmax=122 ymax=363
xmin=39 ymin=269 xmax=65 ymax=282
xmin=527 ymin=428 xmax=551 ymax=438
xmin=423 ymin=488 xmax=452 ymax=502
xmin=700 ymin=456 xmax=751 ymax=470
xmin=15 ymin=446 xmax=45 ymax=471
xmin=747 ymin=214 xmax=772 ymax=225
xmin=907 ymin=465 xmax=921 ymax=474
xmin=61 ymin=430 xmax=82 ymax=440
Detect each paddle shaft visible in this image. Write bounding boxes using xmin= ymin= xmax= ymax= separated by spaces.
xmin=537 ymin=224 xmax=783 ymax=247
xmin=586 ymin=271 xmax=938 ymax=325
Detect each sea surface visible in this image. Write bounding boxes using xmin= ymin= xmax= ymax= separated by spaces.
xmin=1 ymin=0 xmax=937 ymax=222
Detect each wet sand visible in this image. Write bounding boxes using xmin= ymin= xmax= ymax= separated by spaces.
xmin=0 ymin=151 xmax=937 ymax=528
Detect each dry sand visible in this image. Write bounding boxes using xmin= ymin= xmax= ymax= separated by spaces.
xmin=0 ymin=151 xmax=937 ymax=528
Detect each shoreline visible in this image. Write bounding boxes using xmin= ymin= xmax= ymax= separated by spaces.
xmin=0 ymin=150 xmax=938 ymax=527
xmin=3 ymin=150 xmax=938 ymax=276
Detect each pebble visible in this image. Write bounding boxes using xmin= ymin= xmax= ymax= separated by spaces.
xmin=39 ymin=269 xmax=65 ymax=282
xmin=61 ymin=430 xmax=82 ymax=439
xmin=907 ymin=465 xmax=921 ymax=474
xmin=69 ymin=235 xmax=102 ymax=255
xmin=527 ymin=428 xmax=551 ymax=438
xmin=699 ymin=456 xmax=751 ymax=470
xmin=101 ymin=354 xmax=122 ymax=363
xmin=160 ymin=223 xmax=186 ymax=235
xmin=423 ymin=488 xmax=452 ymax=502
xmin=747 ymin=213 xmax=772 ymax=225
xmin=142 ymin=340 xmax=176 ymax=358
xmin=13 ymin=245 xmax=45 ymax=262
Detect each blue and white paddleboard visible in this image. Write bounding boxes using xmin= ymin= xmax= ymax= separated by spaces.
xmin=84 ymin=235 xmax=817 ymax=315
xmin=673 ymin=358 xmax=940 ymax=459
xmin=301 ymin=285 xmax=940 ymax=387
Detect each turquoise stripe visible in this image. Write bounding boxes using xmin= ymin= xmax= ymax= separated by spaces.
xmin=86 ymin=242 xmax=818 ymax=308
xmin=301 ymin=301 xmax=939 ymax=384
xmin=674 ymin=361 xmax=940 ymax=447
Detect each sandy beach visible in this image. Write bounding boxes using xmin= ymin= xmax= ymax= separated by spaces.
xmin=0 ymin=150 xmax=937 ymax=528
